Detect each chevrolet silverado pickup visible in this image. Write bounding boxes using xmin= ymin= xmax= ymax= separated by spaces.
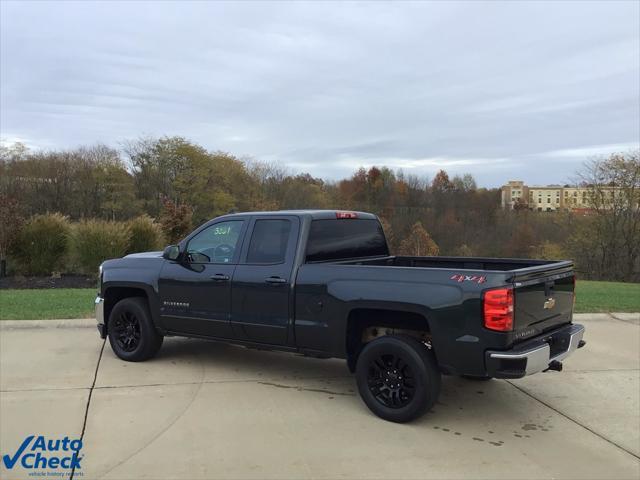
xmin=95 ymin=210 xmax=585 ymax=422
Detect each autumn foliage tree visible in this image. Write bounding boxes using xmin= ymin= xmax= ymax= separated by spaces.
xmin=398 ymin=222 xmax=439 ymax=256
xmin=431 ymin=169 xmax=453 ymax=193
xmin=159 ymin=199 xmax=193 ymax=244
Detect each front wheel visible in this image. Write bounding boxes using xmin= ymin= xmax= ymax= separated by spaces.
xmin=355 ymin=335 xmax=441 ymax=423
xmin=108 ymin=297 xmax=163 ymax=362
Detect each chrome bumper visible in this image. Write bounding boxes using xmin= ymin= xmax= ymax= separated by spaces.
xmin=486 ymin=324 xmax=585 ymax=378
xmin=95 ymin=296 xmax=106 ymax=338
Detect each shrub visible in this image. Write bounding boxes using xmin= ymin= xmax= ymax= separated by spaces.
xmin=126 ymin=215 xmax=165 ymax=253
xmin=11 ymin=213 xmax=70 ymax=275
xmin=71 ymin=220 xmax=131 ymax=274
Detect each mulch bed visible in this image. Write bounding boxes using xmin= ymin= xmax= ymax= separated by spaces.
xmin=0 ymin=274 xmax=96 ymax=289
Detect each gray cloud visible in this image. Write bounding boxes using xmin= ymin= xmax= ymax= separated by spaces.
xmin=1 ymin=0 xmax=638 ymax=186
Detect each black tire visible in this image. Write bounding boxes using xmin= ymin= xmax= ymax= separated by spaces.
xmin=355 ymin=335 xmax=441 ymax=423
xmin=108 ymin=297 xmax=163 ymax=362
xmin=461 ymin=375 xmax=493 ymax=381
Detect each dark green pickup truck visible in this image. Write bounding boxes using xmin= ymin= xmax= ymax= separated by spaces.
xmin=96 ymin=210 xmax=585 ymax=422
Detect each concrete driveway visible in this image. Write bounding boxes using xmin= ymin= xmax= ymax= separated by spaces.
xmin=1 ymin=314 xmax=639 ymax=479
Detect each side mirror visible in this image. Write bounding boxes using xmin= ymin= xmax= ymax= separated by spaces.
xmin=163 ymin=245 xmax=180 ymax=261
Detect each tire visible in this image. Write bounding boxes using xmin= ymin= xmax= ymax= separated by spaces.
xmin=461 ymin=375 xmax=493 ymax=381
xmin=108 ymin=297 xmax=163 ymax=362
xmin=355 ymin=335 xmax=441 ymax=423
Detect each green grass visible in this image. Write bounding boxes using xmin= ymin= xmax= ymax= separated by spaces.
xmin=0 ymin=280 xmax=638 ymax=320
xmin=574 ymin=280 xmax=640 ymax=313
xmin=0 ymin=288 xmax=96 ymax=320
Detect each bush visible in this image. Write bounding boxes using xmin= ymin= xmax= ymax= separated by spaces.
xmin=71 ymin=220 xmax=130 ymax=274
xmin=126 ymin=215 xmax=165 ymax=253
xmin=11 ymin=214 xmax=70 ymax=275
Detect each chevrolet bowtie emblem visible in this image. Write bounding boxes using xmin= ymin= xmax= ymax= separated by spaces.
xmin=543 ymin=297 xmax=556 ymax=310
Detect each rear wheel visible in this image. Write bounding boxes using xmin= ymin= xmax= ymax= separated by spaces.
xmin=355 ymin=335 xmax=441 ymax=423
xmin=108 ymin=297 xmax=163 ymax=362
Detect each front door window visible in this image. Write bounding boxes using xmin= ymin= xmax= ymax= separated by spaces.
xmin=186 ymin=220 xmax=243 ymax=264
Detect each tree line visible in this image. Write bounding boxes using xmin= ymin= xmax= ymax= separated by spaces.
xmin=1 ymin=138 xmax=638 ymax=281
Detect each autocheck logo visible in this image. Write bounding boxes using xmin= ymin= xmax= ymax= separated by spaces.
xmin=2 ymin=435 xmax=82 ymax=472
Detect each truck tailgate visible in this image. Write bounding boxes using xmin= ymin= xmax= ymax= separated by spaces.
xmin=512 ymin=262 xmax=575 ymax=339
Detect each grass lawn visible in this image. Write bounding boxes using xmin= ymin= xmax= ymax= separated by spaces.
xmin=574 ymin=280 xmax=640 ymax=314
xmin=0 ymin=280 xmax=638 ymax=320
xmin=0 ymin=288 xmax=95 ymax=320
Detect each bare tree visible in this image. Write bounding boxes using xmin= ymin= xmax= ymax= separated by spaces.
xmin=574 ymin=150 xmax=640 ymax=281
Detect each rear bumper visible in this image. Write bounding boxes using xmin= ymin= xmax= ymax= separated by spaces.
xmin=95 ymin=295 xmax=106 ymax=338
xmin=486 ymin=323 xmax=585 ymax=379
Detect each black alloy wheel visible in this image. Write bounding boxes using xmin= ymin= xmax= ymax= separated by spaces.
xmin=107 ymin=297 xmax=163 ymax=362
xmin=366 ymin=353 xmax=417 ymax=409
xmin=356 ymin=335 xmax=441 ymax=423
xmin=112 ymin=310 xmax=141 ymax=352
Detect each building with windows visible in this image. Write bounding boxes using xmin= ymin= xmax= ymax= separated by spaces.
xmin=500 ymin=180 xmax=528 ymax=210
xmin=528 ymin=186 xmax=563 ymax=211
xmin=500 ymin=180 xmax=618 ymax=212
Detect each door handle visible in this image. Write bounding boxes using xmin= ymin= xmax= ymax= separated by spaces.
xmin=265 ymin=276 xmax=287 ymax=284
xmin=210 ymin=273 xmax=230 ymax=282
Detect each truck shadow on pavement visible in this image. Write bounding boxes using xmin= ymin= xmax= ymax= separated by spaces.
xmin=120 ymin=336 xmax=547 ymax=445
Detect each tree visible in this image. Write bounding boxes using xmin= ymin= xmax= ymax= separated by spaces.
xmin=0 ymin=143 xmax=135 ymax=221
xmin=571 ymin=150 xmax=640 ymax=281
xmin=398 ymin=222 xmax=439 ymax=256
xmin=0 ymin=141 xmax=28 ymax=161
xmin=159 ymin=199 xmax=193 ymax=244
xmin=504 ymin=223 xmax=535 ymax=258
xmin=378 ymin=217 xmax=395 ymax=252
xmin=125 ymin=137 xmax=262 ymax=224
xmin=452 ymin=173 xmax=477 ymax=192
xmin=531 ymin=241 xmax=565 ymax=260
xmin=125 ymin=136 xmax=200 ymax=217
xmin=455 ymin=244 xmax=473 ymax=257
xmin=0 ymin=194 xmax=23 ymax=276
xmin=100 ymin=163 xmax=141 ymax=220
xmin=431 ymin=170 xmax=453 ymax=193
xmin=513 ymin=197 xmax=528 ymax=211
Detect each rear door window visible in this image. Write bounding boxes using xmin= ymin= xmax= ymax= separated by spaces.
xmin=306 ymin=219 xmax=388 ymax=262
xmin=246 ymin=219 xmax=292 ymax=264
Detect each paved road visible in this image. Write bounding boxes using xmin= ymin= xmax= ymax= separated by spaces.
xmin=1 ymin=314 xmax=639 ymax=479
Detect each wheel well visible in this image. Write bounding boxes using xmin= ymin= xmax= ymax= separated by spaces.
xmin=345 ymin=308 xmax=432 ymax=372
xmin=103 ymin=287 xmax=148 ymax=333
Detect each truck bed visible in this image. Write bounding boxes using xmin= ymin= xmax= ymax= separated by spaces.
xmin=332 ymin=255 xmax=566 ymax=273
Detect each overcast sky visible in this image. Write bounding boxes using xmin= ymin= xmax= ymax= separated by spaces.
xmin=1 ymin=1 xmax=639 ymax=187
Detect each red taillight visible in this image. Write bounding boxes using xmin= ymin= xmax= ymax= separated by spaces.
xmin=483 ymin=287 xmax=514 ymax=332
xmin=336 ymin=211 xmax=358 ymax=219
